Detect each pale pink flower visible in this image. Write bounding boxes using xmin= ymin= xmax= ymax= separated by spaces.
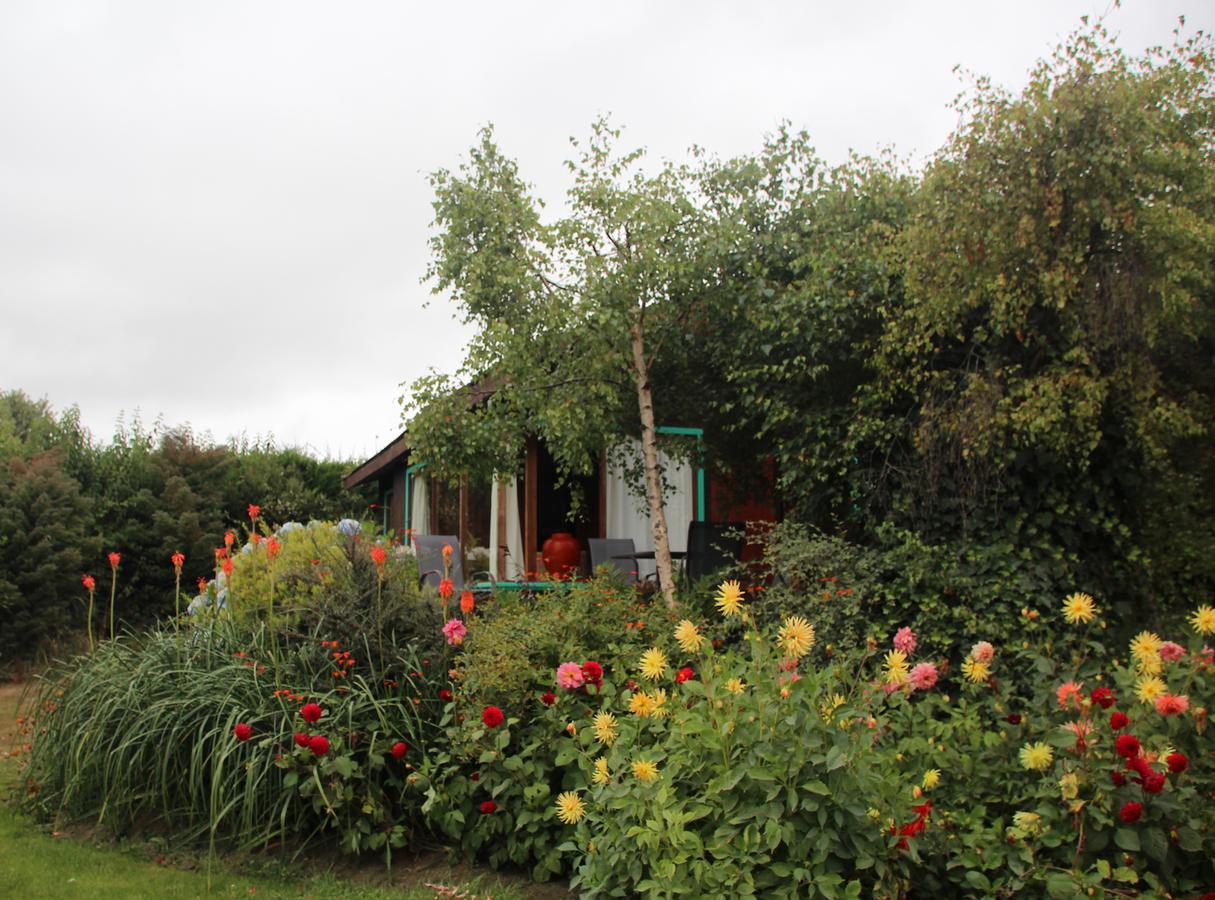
xmin=970 ymin=641 xmax=995 ymax=663
xmin=1158 ymin=641 xmax=1186 ymax=663
xmin=893 ymin=627 xmax=917 ymax=656
xmin=442 ymin=618 xmax=467 ymax=647
xmin=556 ymin=662 xmax=585 ymax=690
xmin=1061 ymin=719 xmax=1093 ymax=742
xmin=1154 ymin=694 xmax=1190 ymax=717
xmin=909 ymin=662 xmax=938 ymax=691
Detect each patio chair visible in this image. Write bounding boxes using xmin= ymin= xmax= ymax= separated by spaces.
xmin=588 ymin=537 xmax=640 ymax=584
xmin=684 ymin=521 xmax=744 ymax=583
xmin=415 ymin=535 xmax=465 ymax=591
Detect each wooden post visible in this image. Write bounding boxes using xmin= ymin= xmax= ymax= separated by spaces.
xmin=458 ymin=475 xmax=469 ymax=552
xmin=598 ymin=450 xmax=608 ymax=538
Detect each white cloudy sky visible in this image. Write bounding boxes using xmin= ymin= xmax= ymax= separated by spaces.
xmin=1 ymin=1 xmax=1209 ymax=462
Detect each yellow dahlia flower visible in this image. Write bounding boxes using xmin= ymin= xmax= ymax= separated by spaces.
xmin=922 ymin=769 xmax=941 ymax=791
xmin=1019 ymin=742 xmax=1054 ymax=771
xmin=555 ymin=791 xmax=586 ymax=825
xmin=592 ymin=757 xmax=611 ymax=785
xmin=631 ymin=760 xmax=659 ymax=783
xmin=725 ymin=677 xmax=746 ymax=695
xmin=592 ymin=711 xmax=619 ymax=745
xmin=1134 ymin=675 xmax=1167 ymax=704
xmin=674 ymin=619 xmax=705 ymax=654
xmin=1130 ymin=631 xmax=1163 ymax=665
xmin=1061 ymin=592 xmax=1097 ymax=625
xmin=715 ymin=580 xmax=744 ymax=617
xmin=883 ymin=650 xmax=910 ymax=686
xmin=639 ymin=647 xmax=668 ymax=681
xmin=1190 ymin=604 xmax=1215 ymax=636
xmin=628 ymin=691 xmax=657 ymax=717
xmin=779 ymin=615 xmax=816 ymax=659
xmin=962 ymin=657 xmax=991 ymax=684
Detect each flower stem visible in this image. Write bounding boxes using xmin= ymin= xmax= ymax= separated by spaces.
xmin=108 ymin=568 xmax=118 ymax=641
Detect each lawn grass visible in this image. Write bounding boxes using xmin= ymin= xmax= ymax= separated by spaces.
xmin=0 ymin=680 xmax=563 ymax=899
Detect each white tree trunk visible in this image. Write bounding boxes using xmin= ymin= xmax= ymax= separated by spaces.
xmin=629 ymin=319 xmax=677 ymax=609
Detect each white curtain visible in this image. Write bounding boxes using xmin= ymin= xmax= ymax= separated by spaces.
xmin=489 ymin=475 xmax=525 ymax=581
xmin=409 ymin=473 xmax=430 ymax=543
xmin=605 ymin=440 xmax=693 ymax=579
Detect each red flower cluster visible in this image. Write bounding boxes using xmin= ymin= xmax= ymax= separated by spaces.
xmin=480 ymin=801 xmax=497 ymax=815
xmin=540 ymin=692 xmax=557 ymax=706
xmin=300 ymin=702 xmax=324 ymax=724
xmin=1110 ymin=711 xmax=1130 ymax=730
xmin=81 ymin=574 xmax=96 ymax=592
xmin=247 ymin=504 xmax=261 ymax=521
xmin=233 ymin=722 xmax=252 ymax=741
xmin=171 ymin=551 xmax=185 ymax=572
xmin=1120 ymin=801 xmax=1142 ymax=823
xmin=893 ymin=800 xmax=933 ymax=850
xmin=1090 ymin=687 xmax=1115 ymax=709
xmin=581 ymin=660 xmax=603 ymax=688
xmin=370 ymin=545 xmax=387 ymax=569
xmin=675 ymin=667 xmax=695 ymax=684
xmin=391 ymin=741 xmax=408 ymax=760
xmin=438 ymin=689 xmax=453 ymax=702
xmin=108 ymin=552 xmax=121 ymax=569
xmin=482 ymin=706 xmax=504 ymax=728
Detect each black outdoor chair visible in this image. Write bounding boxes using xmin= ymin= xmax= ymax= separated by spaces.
xmin=684 ymin=521 xmax=744 ymax=583
xmin=588 ymin=537 xmax=640 ymax=583
xmin=415 ymin=534 xmax=465 ymax=591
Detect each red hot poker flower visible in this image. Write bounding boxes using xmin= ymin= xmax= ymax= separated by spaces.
xmin=460 ymin=589 xmax=475 ymax=615
xmin=108 ymin=552 xmax=121 ymax=569
xmin=222 ymin=558 xmax=234 ymax=577
xmin=224 ymin=531 xmax=235 ymax=549
xmin=82 ymin=574 xmax=96 ymax=592
xmin=196 ymin=576 xmax=208 ymax=592
xmin=482 ymin=706 xmax=504 ymax=728
xmin=265 ymin=537 xmax=281 ymax=560
xmin=370 ymin=545 xmax=387 ymax=568
xmin=233 ymin=723 xmax=252 ymax=741
xmin=438 ymin=578 xmax=454 ymax=600
xmin=300 ymin=702 xmax=323 ymax=723
xmin=247 ymin=504 xmax=261 ymax=521
xmin=171 ymin=551 xmax=185 ymax=572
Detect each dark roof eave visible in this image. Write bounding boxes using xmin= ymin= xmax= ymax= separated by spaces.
xmin=343 ymin=431 xmax=411 ymax=489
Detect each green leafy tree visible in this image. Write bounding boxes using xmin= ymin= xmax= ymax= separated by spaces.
xmin=407 ymin=122 xmax=732 ymax=607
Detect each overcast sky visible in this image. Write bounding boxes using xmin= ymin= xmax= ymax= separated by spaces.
xmin=1 ymin=1 xmax=1210 ymax=462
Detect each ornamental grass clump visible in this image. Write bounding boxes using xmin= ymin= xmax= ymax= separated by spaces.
xmin=21 ymin=611 xmax=442 ymax=861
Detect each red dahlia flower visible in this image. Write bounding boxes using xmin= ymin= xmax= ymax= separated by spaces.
xmin=540 ymin=692 xmax=556 ymax=706
xmin=233 ymin=722 xmax=252 ymax=741
xmin=1126 ymin=755 xmax=1153 ymax=780
xmin=675 ymin=667 xmax=695 ymax=683
xmin=1167 ymin=752 xmax=1188 ymax=774
xmin=479 ymin=801 xmax=496 ymax=815
xmin=391 ymin=741 xmax=408 ymax=760
xmin=300 ymin=702 xmax=324 ymax=723
xmin=1110 ymin=770 xmax=1127 ymax=786
xmin=1119 ymin=801 xmax=1142 ymax=823
xmin=482 ymin=706 xmax=504 ymax=728
xmin=1143 ymin=772 xmax=1166 ymax=794
xmin=1090 ymin=687 xmax=1115 ymax=709
xmin=1005 ymin=714 xmax=1022 ymax=725
xmin=581 ymin=660 xmax=603 ymax=687
xmin=1110 ymin=711 xmax=1130 ymax=730
xmin=1115 ymin=734 xmax=1140 ymax=758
